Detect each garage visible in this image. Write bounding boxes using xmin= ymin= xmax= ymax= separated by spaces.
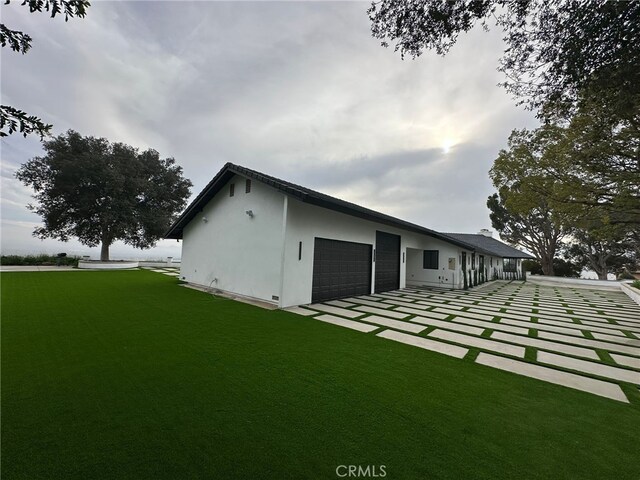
xmin=374 ymin=230 xmax=400 ymax=293
xmin=311 ymin=237 xmax=372 ymax=303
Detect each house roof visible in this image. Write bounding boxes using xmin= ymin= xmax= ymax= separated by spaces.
xmin=441 ymin=233 xmax=534 ymax=259
xmin=164 ymin=163 xmax=526 ymax=258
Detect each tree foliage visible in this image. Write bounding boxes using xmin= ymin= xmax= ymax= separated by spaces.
xmin=522 ymin=258 xmax=581 ymax=278
xmin=564 ymin=229 xmax=638 ymax=280
xmin=543 ymin=95 xmax=640 ymax=228
xmin=490 ymin=120 xmax=639 ymax=278
xmin=0 ymin=0 xmax=90 ymax=139
xmin=368 ymin=0 xmax=640 ymax=114
xmin=15 ymin=130 xmax=192 ymax=261
xmin=487 ymin=192 xmax=566 ymax=276
xmin=488 ymin=124 xmax=576 ymax=276
xmin=0 ymin=105 xmax=53 ymax=139
xmin=494 ymin=117 xmax=640 ymax=228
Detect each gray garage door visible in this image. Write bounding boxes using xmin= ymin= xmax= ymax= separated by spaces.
xmin=311 ymin=238 xmax=372 ymax=303
xmin=374 ymin=230 xmax=400 ymax=293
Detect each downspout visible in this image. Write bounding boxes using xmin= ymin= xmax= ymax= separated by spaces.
xmin=278 ymin=195 xmax=289 ymax=308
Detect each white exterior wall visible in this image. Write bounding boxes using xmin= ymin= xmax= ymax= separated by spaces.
xmin=280 ymin=198 xmax=465 ymax=307
xmin=463 ymin=252 xmax=505 ymax=284
xmin=179 ymin=178 xmax=518 ymax=308
xmin=488 ymin=255 xmax=504 ymax=279
xmin=405 ymin=241 xmax=460 ymax=289
xmin=180 ymin=174 xmax=285 ymax=304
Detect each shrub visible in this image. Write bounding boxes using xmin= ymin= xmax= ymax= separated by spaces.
xmin=619 ymin=270 xmax=636 ymax=280
xmin=1 ymin=254 xmax=79 ymax=267
xmin=631 ymin=280 xmax=640 ymax=289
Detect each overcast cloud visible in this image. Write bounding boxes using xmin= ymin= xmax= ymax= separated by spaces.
xmin=1 ymin=1 xmax=538 ymax=259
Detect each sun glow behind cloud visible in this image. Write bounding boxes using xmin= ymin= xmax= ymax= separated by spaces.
xmin=442 ymin=139 xmax=454 ymax=154
xmin=1 ymin=1 xmax=538 ymax=257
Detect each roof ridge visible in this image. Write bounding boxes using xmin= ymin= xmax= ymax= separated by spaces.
xmin=165 ymin=163 xmax=530 ymax=260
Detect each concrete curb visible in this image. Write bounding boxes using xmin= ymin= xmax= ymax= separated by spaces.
xmin=620 ymin=282 xmax=640 ymax=306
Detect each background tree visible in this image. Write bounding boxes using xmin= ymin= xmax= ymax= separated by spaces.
xmin=1 ymin=0 xmax=90 ymax=139
xmin=538 ymin=95 xmax=640 ymax=228
xmin=522 ymin=258 xmax=581 ymax=278
xmin=564 ymin=229 xmax=638 ymax=280
xmin=490 ymin=122 xmax=639 ymax=278
xmin=368 ymin=0 xmax=639 ymax=115
xmin=488 ymin=125 xmax=573 ymax=275
xmin=487 ymin=192 xmax=566 ymax=276
xmin=15 ymin=130 xmax=192 ymax=261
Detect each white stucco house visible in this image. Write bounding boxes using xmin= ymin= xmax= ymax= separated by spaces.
xmin=165 ymin=163 xmax=532 ymax=308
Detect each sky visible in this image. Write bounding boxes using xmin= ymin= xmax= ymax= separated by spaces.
xmin=1 ymin=1 xmax=538 ymax=260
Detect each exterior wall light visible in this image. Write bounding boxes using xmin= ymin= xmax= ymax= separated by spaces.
xmin=202 ymin=217 xmax=208 ymax=223
xmin=246 ymin=210 xmax=254 ymax=218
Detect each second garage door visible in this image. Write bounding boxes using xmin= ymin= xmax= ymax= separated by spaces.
xmin=374 ymin=230 xmax=401 ymax=293
xmin=311 ymin=238 xmax=372 ymax=303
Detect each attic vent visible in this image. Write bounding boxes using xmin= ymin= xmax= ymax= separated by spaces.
xmin=230 ymin=183 xmax=235 ymax=197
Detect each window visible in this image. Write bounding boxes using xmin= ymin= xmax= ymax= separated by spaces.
xmin=229 ymin=183 xmax=235 ymax=197
xmin=423 ymin=250 xmax=439 ymax=269
xmin=504 ymin=258 xmax=517 ymax=272
xmin=245 ymin=179 xmax=252 ymax=193
xmin=471 ymin=252 xmax=476 ymax=270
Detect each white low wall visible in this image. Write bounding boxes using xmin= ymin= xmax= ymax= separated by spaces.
xmin=620 ymin=282 xmax=640 ymax=306
xmin=139 ymin=261 xmax=181 ymax=268
xmin=527 ymin=274 xmax=622 ymax=291
xmin=78 ymin=260 xmax=139 ymax=270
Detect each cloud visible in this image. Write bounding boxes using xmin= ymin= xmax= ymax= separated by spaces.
xmin=1 ymin=1 xmax=537 ymax=257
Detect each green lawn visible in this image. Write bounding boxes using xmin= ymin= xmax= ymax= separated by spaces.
xmin=2 ymin=271 xmax=639 ymax=479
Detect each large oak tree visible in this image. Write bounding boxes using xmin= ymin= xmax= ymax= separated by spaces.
xmin=16 ymin=130 xmax=192 ymax=260
xmin=488 ymin=126 xmax=572 ymax=275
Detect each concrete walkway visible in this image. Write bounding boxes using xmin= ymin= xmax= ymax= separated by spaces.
xmin=286 ymin=281 xmax=640 ymax=403
xmin=0 ymin=266 xmax=81 ymax=272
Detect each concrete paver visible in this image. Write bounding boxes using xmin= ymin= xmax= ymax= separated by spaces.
xmin=353 ymin=305 xmax=409 ymax=319
xmin=491 ymin=331 xmax=599 ymax=360
xmin=476 ymin=353 xmax=628 ymax=403
xmin=429 ymin=329 xmax=526 ymax=358
xmin=284 ymin=306 xmax=318 ymax=316
xmin=538 ymin=331 xmax=640 ymax=356
xmin=360 ymin=315 xmax=426 ymax=334
xmin=307 ymin=304 xmax=365 ymax=319
xmin=286 ymin=281 xmax=640 ymax=402
xmin=314 ymin=314 xmax=379 ymax=333
xmin=376 ymin=330 xmax=468 ymax=359
xmin=610 ymin=353 xmax=640 ymax=369
xmin=537 ymin=351 xmax=640 ymax=384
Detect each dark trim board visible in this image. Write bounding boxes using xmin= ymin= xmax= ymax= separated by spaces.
xmin=374 ymin=231 xmax=400 ymax=293
xmin=311 ymin=238 xmax=373 ymax=303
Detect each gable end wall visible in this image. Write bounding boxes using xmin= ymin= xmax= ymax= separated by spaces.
xmin=180 ymin=174 xmax=285 ymax=303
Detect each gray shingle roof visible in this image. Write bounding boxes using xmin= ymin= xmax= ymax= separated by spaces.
xmin=442 ymin=233 xmax=534 ymax=259
xmin=165 ymin=163 xmax=530 ymax=261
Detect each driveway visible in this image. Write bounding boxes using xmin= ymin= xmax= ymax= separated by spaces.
xmin=286 ymin=281 xmax=640 ymax=403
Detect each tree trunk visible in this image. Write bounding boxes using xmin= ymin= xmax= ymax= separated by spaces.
xmin=541 ymin=254 xmax=555 ymax=276
xmin=100 ymin=239 xmax=110 ymax=261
